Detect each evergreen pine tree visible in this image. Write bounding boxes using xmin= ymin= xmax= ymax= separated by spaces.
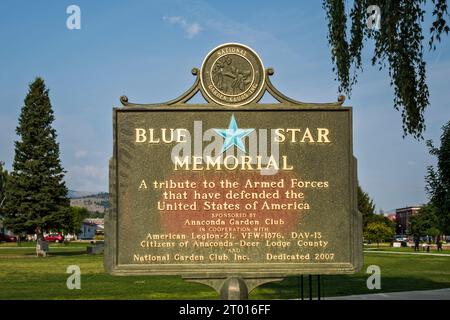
xmin=358 ymin=184 xmax=395 ymax=236
xmin=0 ymin=161 xmax=8 ymax=224
xmin=4 ymin=78 xmax=69 ymax=241
xmin=357 ymin=184 xmax=376 ymax=227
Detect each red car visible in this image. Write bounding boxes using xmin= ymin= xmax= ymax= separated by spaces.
xmin=0 ymin=234 xmax=17 ymax=242
xmin=44 ymin=233 xmax=64 ymax=243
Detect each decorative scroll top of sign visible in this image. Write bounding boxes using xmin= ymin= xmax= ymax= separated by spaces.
xmin=120 ymin=42 xmax=345 ymax=107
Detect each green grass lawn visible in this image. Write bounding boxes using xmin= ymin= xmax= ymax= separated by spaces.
xmin=0 ymin=243 xmax=449 ymax=299
xmin=0 ymin=241 xmax=92 ymax=248
xmin=365 ymin=246 xmax=450 ymax=254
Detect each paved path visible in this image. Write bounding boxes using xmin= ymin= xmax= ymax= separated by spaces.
xmin=364 ymin=250 xmax=450 ymax=257
xmin=326 ymin=288 xmax=450 ymax=300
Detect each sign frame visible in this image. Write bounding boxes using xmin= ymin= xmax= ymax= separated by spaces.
xmin=104 ymin=43 xmax=363 ymax=279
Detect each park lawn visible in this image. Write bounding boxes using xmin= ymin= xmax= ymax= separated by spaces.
xmin=0 ymin=241 xmax=93 ymax=248
xmin=0 ymin=245 xmax=449 ymax=300
xmin=364 ymin=243 xmax=392 ymax=248
xmin=258 ymin=251 xmax=450 ymax=299
xmin=365 ymin=246 xmax=450 ymax=255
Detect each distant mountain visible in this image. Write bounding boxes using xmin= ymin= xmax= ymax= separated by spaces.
xmin=70 ymin=191 xmax=109 ymax=216
xmin=67 ymin=190 xmax=98 ymax=199
xmin=68 ymin=190 xmax=104 ymax=199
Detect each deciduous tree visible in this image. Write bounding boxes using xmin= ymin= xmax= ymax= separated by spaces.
xmin=323 ymin=0 xmax=449 ymax=138
xmin=364 ymin=221 xmax=395 ymax=247
xmin=63 ymin=206 xmax=89 ymax=237
xmin=410 ymin=203 xmax=439 ymax=236
xmin=426 ymin=120 xmax=450 ymax=234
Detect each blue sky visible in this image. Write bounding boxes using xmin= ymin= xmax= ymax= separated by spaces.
xmin=0 ymin=0 xmax=449 ymax=212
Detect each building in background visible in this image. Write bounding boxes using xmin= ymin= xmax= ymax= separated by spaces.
xmin=395 ymin=206 xmax=423 ymax=235
xmin=79 ymin=221 xmax=97 ymax=240
xmin=78 ymin=218 xmax=104 ymax=240
xmin=386 ymin=213 xmax=396 ymax=223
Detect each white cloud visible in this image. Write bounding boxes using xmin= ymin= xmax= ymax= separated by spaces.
xmin=163 ymin=16 xmax=202 ymax=39
xmin=75 ymin=149 xmax=88 ymax=159
xmin=186 ymin=22 xmax=201 ymax=39
xmin=66 ymin=165 xmax=107 ymax=192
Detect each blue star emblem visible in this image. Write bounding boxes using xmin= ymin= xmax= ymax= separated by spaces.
xmin=213 ymin=114 xmax=254 ymax=153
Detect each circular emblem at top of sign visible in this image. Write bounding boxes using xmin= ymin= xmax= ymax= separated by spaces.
xmin=200 ymin=43 xmax=265 ymax=107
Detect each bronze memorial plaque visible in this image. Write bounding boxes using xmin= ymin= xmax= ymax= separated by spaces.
xmin=200 ymin=43 xmax=265 ymax=107
xmin=105 ymin=43 xmax=362 ymax=279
